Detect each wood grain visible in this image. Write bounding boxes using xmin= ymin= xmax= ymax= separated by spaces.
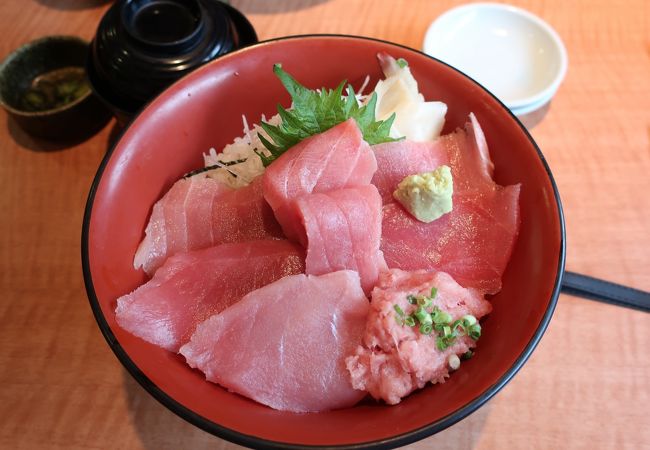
xmin=1 ymin=0 xmax=648 ymax=449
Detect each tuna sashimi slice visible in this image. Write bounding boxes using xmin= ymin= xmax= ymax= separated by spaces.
xmin=296 ymin=185 xmax=386 ymax=295
xmin=382 ymin=185 xmax=520 ymax=294
xmin=134 ymin=175 xmax=232 ymax=275
xmin=262 ymin=118 xmax=378 ymax=240
xmin=116 ymin=240 xmax=305 ymax=352
xmin=346 ymin=269 xmax=492 ymax=405
xmin=180 ymin=270 xmax=369 ymax=413
xmin=378 ymin=114 xmax=521 ymax=293
xmin=134 ymin=175 xmax=283 ymax=276
xmin=371 ymin=139 xmax=449 ymax=204
xmin=448 ymin=113 xmax=495 ymax=193
xmin=210 ymin=175 xmax=284 ymax=245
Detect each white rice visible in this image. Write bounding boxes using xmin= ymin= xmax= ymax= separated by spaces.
xmin=202 ymin=114 xmax=281 ymax=189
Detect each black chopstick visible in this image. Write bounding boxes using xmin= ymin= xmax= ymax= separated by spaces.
xmin=561 ymin=271 xmax=650 ymax=313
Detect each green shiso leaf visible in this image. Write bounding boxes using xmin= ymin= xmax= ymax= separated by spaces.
xmin=257 ymin=64 xmax=401 ymax=166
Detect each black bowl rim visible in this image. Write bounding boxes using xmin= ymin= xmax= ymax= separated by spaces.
xmin=81 ymin=33 xmax=566 ymax=450
xmin=0 ymin=35 xmax=94 ymax=117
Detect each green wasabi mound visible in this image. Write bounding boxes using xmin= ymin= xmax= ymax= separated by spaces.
xmin=393 ymin=165 xmax=454 ymax=223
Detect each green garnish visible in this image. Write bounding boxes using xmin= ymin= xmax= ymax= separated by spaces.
xmin=468 ymin=323 xmax=482 ymax=341
xmin=417 ymin=295 xmax=432 ymax=308
xmin=451 ymin=319 xmax=466 ymax=336
xmin=396 ymin=58 xmax=408 ymax=69
xmin=435 ymin=316 xmax=481 ymax=351
xmin=436 ymin=335 xmax=454 ymax=351
xmin=414 ymin=308 xmax=432 ymax=325
xmin=255 ymin=64 xmax=400 ymax=166
xmin=431 ymin=307 xmax=451 ymax=326
xmin=392 ymin=287 xmax=481 ymax=351
xmin=461 ymin=350 xmax=474 ymax=360
xmin=462 ymin=315 xmax=477 ymax=326
xmin=393 ymin=304 xmax=405 ymax=325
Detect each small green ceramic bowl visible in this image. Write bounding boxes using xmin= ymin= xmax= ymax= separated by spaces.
xmin=0 ymin=35 xmax=110 ymax=140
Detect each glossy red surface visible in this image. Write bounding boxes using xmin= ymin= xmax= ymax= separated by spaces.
xmin=84 ymin=36 xmax=564 ymax=448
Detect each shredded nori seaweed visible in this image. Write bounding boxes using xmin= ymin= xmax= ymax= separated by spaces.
xmin=183 ymin=158 xmax=247 ymax=179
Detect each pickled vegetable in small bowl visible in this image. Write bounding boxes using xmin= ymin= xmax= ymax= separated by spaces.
xmin=0 ymin=35 xmax=110 ymax=141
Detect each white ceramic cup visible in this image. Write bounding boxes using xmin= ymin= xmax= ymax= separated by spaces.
xmin=423 ymin=3 xmax=568 ymax=114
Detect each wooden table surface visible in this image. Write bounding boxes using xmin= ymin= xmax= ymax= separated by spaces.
xmin=1 ymin=1 xmax=648 ymax=449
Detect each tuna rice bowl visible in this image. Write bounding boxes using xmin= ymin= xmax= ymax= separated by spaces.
xmin=83 ymin=35 xmax=564 ymax=449
xmin=115 ymin=53 xmax=520 ymax=412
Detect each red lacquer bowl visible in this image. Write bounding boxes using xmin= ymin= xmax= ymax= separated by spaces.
xmin=82 ymin=35 xmax=565 ymax=449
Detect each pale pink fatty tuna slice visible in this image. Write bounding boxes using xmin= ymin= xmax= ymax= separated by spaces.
xmin=262 ymin=118 xmax=378 ymax=240
xmin=133 ymin=175 xmax=231 ymax=275
xmin=378 ymin=114 xmax=521 ymax=294
xmin=180 ymin=270 xmax=369 ymax=413
xmin=447 ymin=113 xmax=496 ymax=193
xmin=346 ymin=269 xmax=492 ymax=405
xmin=116 ymin=240 xmax=304 ymax=352
xmin=296 ymin=185 xmax=386 ymax=295
xmin=134 ymin=175 xmax=283 ymax=276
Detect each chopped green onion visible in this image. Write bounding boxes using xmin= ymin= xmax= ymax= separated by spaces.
xmin=461 ymin=350 xmax=474 ymax=360
xmin=462 ymin=315 xmax=477 ymax=327
xmin=437 ymin=335 xmax=455 ymax=351
xmin=414 ymin=308 xmax=432 ymax=325
xmin=395 ymin=289 xmax=482 ymax=348
xmin=393 ymin=304 xmax=405 ymax=325
xmin=417 ymin=296 xmax=432 ymax=308
xmin=451 ymin=319 xmax=466 ymax=336
xmin=396 ymin=58 xmax=408 ymax=69
xmin=468 ymin=323 xmax=481 ymax=340
xmin=435 ymin=311 xmax=452 ymax=325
